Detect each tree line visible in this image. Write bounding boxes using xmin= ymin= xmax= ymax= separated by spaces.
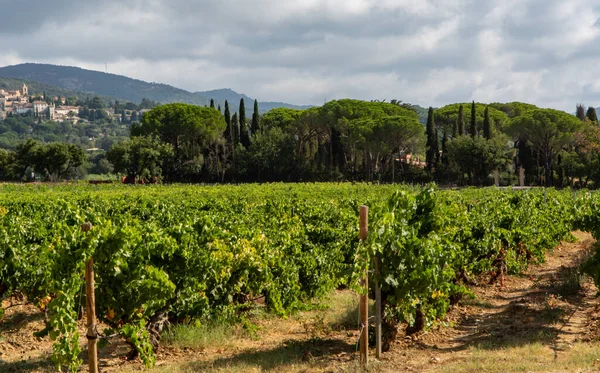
xmin=0 ymin=98 xmax=599 ymax=187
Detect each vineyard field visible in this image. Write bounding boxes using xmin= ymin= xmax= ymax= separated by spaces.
xmin=0 ymin=183 xmax=598 ymax=372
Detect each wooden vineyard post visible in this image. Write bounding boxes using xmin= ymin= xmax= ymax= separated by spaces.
xmin=375 ymin=249 xmax=382 ymax=359
xmin=359 ymin=206 xmax=369 ymax=367
xmin=82 ymin=222 xmax=98 ymax=373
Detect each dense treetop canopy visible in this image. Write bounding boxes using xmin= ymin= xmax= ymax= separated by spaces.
xmin=488 ymin=102 xmax=539 ymax=118
xmin=435 ymin=103 xmax=508 ymax=133
xmin=132 ymin=103 xmax=226 ymax=147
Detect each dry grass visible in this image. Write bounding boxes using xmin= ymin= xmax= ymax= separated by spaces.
xmin=434 ymin=343 xmax=600 ymax=373
xmin=161 ymin=321 xmax=237 ymax=351
xmin=132 ymin=291 xmax=367 ymax=373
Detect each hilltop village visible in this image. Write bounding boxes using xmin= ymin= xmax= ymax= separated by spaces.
xmin=0 ymin=84 xmax=81 ymax=122
xmin=0 ymin=84 xmax=146 ymax=124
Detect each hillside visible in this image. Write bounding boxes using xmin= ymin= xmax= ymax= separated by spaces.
xmin=0 ymin=77 xmax=112 ymax=102
xmin=0 ymin=63 xmax=312 ymax=113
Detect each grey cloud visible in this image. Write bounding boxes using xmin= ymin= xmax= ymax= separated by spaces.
xmin=1 ymin=0 xmax=600 ymax=110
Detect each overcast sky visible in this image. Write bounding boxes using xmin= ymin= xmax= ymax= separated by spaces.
xmin=0 ymin=0 xmax=599 ymax=111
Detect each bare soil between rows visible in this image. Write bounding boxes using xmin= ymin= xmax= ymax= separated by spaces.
xmin=1 ymin=231 xmax=599 ymax=372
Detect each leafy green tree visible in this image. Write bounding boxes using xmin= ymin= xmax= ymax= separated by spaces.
xmin=261 ymin=107 xmax=303 ymax=131
xmin=447 ymin=135 xmax=512 ymax=185
xmin=88 ymin=152 xmax=113 ymax=175
xmin=107 ymin=136 xmax=174 ymax=182
xmin=507 ymin=108 xmax=583 ymax=186
xmin=35 ymin=142 xmax=86 ymax=181
xmin=586 ymin=107 xmax=598 ymax=124
xmin=320 ymin=99 xmax=420 ymax=180
xmin=251 ymin=99 xmax=260 ymax=135
xmin=12 ymin=139 xmax=41 ymax=180
xmin=425 ymin=107 xmax=438 ymax=172
xmin=435 ymin=103 xmax=508 ymax=135
xmin=139 ymin=98 xmax=159 ymax=110
xmin=375 ymin=115 xmax=426 ymax=180
xmin=97 ymin=137 xmax=116 ymax=151
xmin=567 ymin=125 xmax=600 ymax=186
xmin=483 ymin=106 xmax=492 ymax=139
xmin=131 ymin=103 xmax=226 ymax=181
xmin=0 ymin=149 xmax=15 ymax=180
xmin=488 ymin=102 xmax=537 ymax=118
xmin=470 ymin=101 xmax=477 ymax=137
xmin=89 ymin=96 xmax=105 ymax=109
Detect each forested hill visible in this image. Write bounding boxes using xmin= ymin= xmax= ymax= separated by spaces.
xmin=0 ymin=63 xmax=312 ymax=113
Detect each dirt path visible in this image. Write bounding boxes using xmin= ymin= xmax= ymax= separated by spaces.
xmin=384 ymin=231 xmax=599 ymax=372
xmin=1 ymin=232 xmax=599 ymax=372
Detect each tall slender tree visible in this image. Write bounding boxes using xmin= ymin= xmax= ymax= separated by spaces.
xmin=576 ymin=103 xmax=586 ymax=121
xmin=231 ymin=113 xmax=240 ymax=145
xmin=425 ymin=107 xmax=438 ymax=173
xmin=210 ymin=99 xmax=215 ymax=109
xmin=239 ymin=98 xmax=246 ymax=129
xmin=453 ymin=118 xmax=459 ymax=138
xmin=251 ymin=99 xmax=260 ymax=135
xmin=435 ymin=127 xmax=441 ymax=166
xmin=239 ymin=98 xmax=250 ymax=147
xmin=224 ymin=100 xmax=232 ymax=141
xmin=441 ymin=126 xmax=448 ymax=165
xmin=586 ymin=106 xmax=598 ymax=124
xmin=483 ymin=105 xmax=492 ymax=139
xmin=458 ymin=104 xmax=465 ymax=136
xmin=470 ymin=101 xmax=477 ymax=137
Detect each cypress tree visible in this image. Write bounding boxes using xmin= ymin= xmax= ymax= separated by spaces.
xmin=470 ymin=101 xmax=477 ymax=137
xmin=586 ymin=107 xmax=598 ymax=124
xmin=210 ymin=99 xmax=215 ymax=109
xmin=131 ymin=111 xmax=139 ymax=123
xmin=441 ymin=127 xmax=449 ymax=165
xmin=425 ymin=107 xmax=438 ymax=173
xmin=458 ymin=104 xmax=465 ymax=136
xmin=483 ymin=105 xmax=492 ymax=139
xmin=435 ymin=127 xmax=441 ymax=166
xmin=224 ymin=100 xmax=232 ymax=141
xmin=453 ymin=118 xmax=459 ymax=138
xmin=576 ymin=104 xmax=586 ymax=121
xmin=251 ymin=99 xmax=260 ymax=135
xmin=231 ymin=113 xmax=240 ymax=145
xmin=239 ymin=98 xmax=246 ymax=129
xmin=121 ymin=109 xmax=127 ymax=124
xmin=239 ymin=98 xmax=250 ymax=147
xmin=217 ymin=104 xmax=221 ymax=113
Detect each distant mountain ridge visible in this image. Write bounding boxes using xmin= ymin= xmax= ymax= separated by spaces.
xmin=0 ymin=63 xmax=312 ymax=113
